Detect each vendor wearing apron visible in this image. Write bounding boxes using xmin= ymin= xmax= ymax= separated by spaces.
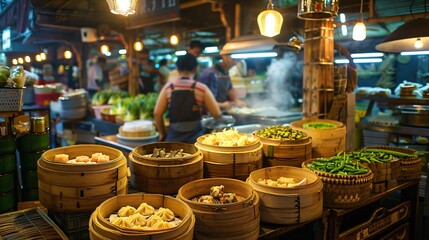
xmin=154 ymin=53 xmax=221 ymax=143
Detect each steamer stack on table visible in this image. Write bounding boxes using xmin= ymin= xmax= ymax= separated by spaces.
xmin=17 ymin=116 xmax=50 ymax=202
xmin=254 ymin=125 xmax=312 ymax=167
xmin=129 ymin=142 xmax=203 ymax=195
xmin=37 ymin=144 xmax=128 ymax=239
xmin=195 ymin=130 xmax=263 ymax=180
xmin=0 ymin=134 xmax=17 ymax=213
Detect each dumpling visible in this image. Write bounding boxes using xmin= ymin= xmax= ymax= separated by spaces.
xmin=109 ymin=214 xmax=119 ymax=223
xmin=118 ymin=206 xmax=137 ymax=217
xmin=136 ymin=202 xmax=155 ymax=216
xmin=152 ymin=221 xmax=172 ymax=230
xmin=220 ymin=193 xmax=237 ymax=204
xmin=97 ymin=154 xmax=110 ymax=163
xmin=210 ymin=185 xmax=224 ymax=198
xmin=146 ymin=215 xmax=164 ymax=228
xmin=198 ymin=195 xmax=214 ymax=204
xmin=91 ymin=153 xmax=103 ymax=162
xmin=76 ymin=155 xmax=90 ymax=162
xmin=128 ymin=213 xmax=147 ymax=227
xmin=154 ymin=207 xmax=175 ymax=221
xmin=112 ymin=217 xmax=133 ymax=228
xmin=54 ymin=154 xmax=69 ymax=163
xmin=277 ymin=177 xmax=295 ymax=185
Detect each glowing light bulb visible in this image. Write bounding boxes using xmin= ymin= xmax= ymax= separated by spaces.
xmin=64 ymin=50 xmax=72 ymax=59
xmin=40 ymin=52 xmax=46 ymax=60
xmin=100 ymin=45 xmax=110 ymax=54
xmin=134 ymin=41 xmax=143 ymax=51
xmin=264 ymin=13 xmax=276 ymax=37
xmin=170 ymin=34 xmax=179 ymax=45
xmin=36 ymin=55 xmax=42 ymax=62
xmin=18 ymin=58 xmax=24 ymax=64
xmin=353 ymin=22 xmax=366 ymax=41
xmin=12 ymin=59 xmax=18 ymax=65
xmin=25 ymin=56 xmax=31 ymax=63
xmin=415 ymin=38 xmax=423 ymax=49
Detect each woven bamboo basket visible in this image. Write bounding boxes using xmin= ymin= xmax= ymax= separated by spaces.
xmin=247 ymin=166 xmax=323 ymax=224
xmin=177 ymin=178 xmax=260 ymax=240
xmin=195 ymin=137 xmax=263 ymax=180
xmin=290 ymin=119 xmax=345 ymax=158
xmin=37 ymin=144 xmax=128 ymax=212
xmin=365 ymin=146 xmax=422 ymax=181
xmin=89 ymin=193 xmax=194 ymax=240
xmin=258 ymin=136 xmax=312 ymax=167
xmin=302 ymin=159 xmax=373 ymax=209
xmin=360 ymin=158 xmax=401 ymax=193
xmin=129 ymin=142 xmax=203 ymax=194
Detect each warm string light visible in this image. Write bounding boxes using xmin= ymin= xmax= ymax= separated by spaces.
xmin=257 ymin=0 xmax=283 ymax=37
xmin=134 ymin=40 xmax=144 ymax=51
xmin=40 ymin=52 xmax=46 ymax=60
xmin=353 ymin=0 xmax=366 ymax=41
xmin=24 ymin=56 xmax=31 ymax=63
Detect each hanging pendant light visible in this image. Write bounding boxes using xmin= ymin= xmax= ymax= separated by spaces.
xmin=257 ymin=0 xmax=283 ymax=37
xmin=376 ymin=18 xmax=429 ymax=52
xmin=105 ymin=0 xmax=138 ymax=16
xmin=170 ymin=34 xmax=179 ymax=45
xmin=134 ymin=40 xmax=144 ymax=51
xmin=40 ymin=52 xmax=46 ymax=61
xmin=100 ymin=44 xmax=110 ymax=55
xmin=353 ymin=0 xmax=366 ymax=41
xmin=376 ymin=0 xmax=429 ymax=52
xmin=64 ymin=50 xmax=73 ymax=59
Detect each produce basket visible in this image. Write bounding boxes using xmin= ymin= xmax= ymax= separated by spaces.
xmin=0 ymin=87 xmax=24 ymax=111
xmin=302 ymin=159 xmax=373 ymax=209
xmin=364 ymin=146 xmax=422 ymax=181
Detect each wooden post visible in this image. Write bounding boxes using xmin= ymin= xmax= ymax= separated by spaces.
xmin=302 ymin=19 xmax=334 ymax=120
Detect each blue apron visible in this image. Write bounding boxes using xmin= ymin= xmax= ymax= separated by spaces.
xmin=166 ymin=81 xmax=204 ymax=143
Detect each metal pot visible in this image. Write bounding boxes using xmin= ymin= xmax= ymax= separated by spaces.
xmin=397 ymin=105 xmax=429 ymax=127
xmin=201 ymin=115 xmax=236 ymax=132
xmin=298 ymin=0 xmax=339 ymax=20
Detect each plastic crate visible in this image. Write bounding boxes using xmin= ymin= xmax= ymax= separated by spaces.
xmin=0 ymin=87 xmax=24 ymax=111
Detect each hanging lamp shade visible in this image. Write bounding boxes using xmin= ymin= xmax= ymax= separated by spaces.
xmin=257 ymin=7 xmax=283 ymax=37
xmin=376 ymin=18 xmax=429 ymax=52
xmin=105 ymin=0 xmax=137 ymax=16
xmin=352 ymin=22 xmax=366 ymax=41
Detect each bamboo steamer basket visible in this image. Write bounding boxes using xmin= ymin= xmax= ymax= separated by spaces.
xmin=365 ymin=146 xmax=422 ymax=181
xmin=129 ymin=142 xmax=203 ymax=194
xmin=302 ymin=159 xmax=373 ymax=209
xmin=247 ymin=166 xmax=323 ymax=224
xmin=177 ymin=178 xmax=260 ymax=240
xmin=89 ymin=193 xmax=194 ymax=240
xmin=290 ymin=119 xmax=345 ymax=158
xmin=37 ymin=144 xmax=128 ymax=212
xmin=258 ymin=135 xmax=312 ymax=167
xmin=131 ymin=142 xmax=201 ymax=165
xmin=195 ymin=135 xmax=263 ymax=180
xmin=359 ymin=157 xmax=401 ymax=193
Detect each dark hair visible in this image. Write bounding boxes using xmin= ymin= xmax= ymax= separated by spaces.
xmin=159 ymin=59 xmax=167 ymax=66
xmin=189 ymin=40 xmax=203 ymax=50
xmin=97 ymin=56 xmax=106 ymax=64
xmin=176 ymin=53 xmax=198 ymax=72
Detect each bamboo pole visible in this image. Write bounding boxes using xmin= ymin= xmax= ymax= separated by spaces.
xmin=302 ymin=19 xmax=334 ymax=120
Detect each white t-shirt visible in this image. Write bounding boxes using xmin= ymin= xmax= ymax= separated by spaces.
xmin=87 ymin=63 xmax=103 ymax=90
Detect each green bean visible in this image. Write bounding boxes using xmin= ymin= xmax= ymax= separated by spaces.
xmin=363 ymin=148 xmax=416 ymax=158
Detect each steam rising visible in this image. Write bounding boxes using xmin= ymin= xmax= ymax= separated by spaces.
xmin=249 ymin=52 xmax=298 ymax=111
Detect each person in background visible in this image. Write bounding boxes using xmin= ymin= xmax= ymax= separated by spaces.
xmin=87 ymin=56 xmax=106 ymax=99
xmin=154 ymin=53 xmax=221 ymax=143
xmin=139 ymin=59 xmax=160 ymax=94
xmin=157 ymin=59 xmax=170 ymax=92
xmin=168 ymin=40 xmax=204 ymax=82
xmin=188 ymin=40 xmax=203 ymax=57
xmin=198 ymin=53 xmax=246 ymax=111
